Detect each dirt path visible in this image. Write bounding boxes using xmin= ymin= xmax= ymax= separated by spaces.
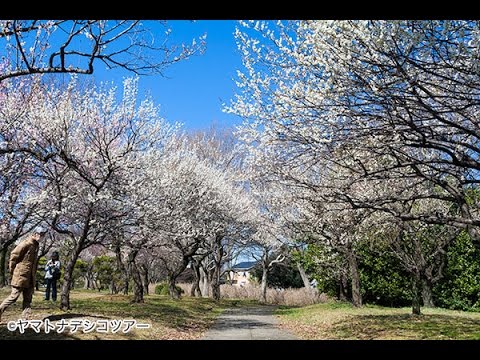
xmin=202 ymin=305 xmax=297 ymax=340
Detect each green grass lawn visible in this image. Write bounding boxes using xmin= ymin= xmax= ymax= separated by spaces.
xmin=0 ymin=287 xmax=244 ymax=340
xmin=276 ymin=301 xmax=480 ymax=340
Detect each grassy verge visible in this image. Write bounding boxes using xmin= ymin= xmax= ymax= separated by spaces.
xmin=0 ymin=287 xmax=249 ymax=340
xmin=276 ymin=301 xmax=480 ymax=340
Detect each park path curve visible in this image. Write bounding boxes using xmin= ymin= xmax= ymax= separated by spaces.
xmin=202 ymin=305 xmax=298 ymax=340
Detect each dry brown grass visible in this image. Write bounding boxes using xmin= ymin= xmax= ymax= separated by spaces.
xmin=175 ymin=283 xmax=330 ymax=306
xmin=219 ymin=284 xmax=329 ymax=306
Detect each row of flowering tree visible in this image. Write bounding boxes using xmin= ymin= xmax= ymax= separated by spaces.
xmin=227 ymin=20 xmax=480 ymax=314
xmin=0 ymin=73 xmax=289 ymax=308
xmin=0 ymin=19 xmax=290 ymax=308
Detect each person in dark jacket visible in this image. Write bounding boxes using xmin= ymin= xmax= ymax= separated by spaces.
xmin=0 ymin=226 xmax=48 ymax=322
xmin=44 ymin=251 xmax=61 ymax=301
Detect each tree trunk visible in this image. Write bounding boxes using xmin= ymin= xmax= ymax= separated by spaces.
xmin=113 ymin=243 xmax=129 ymax=295
xmin=211 ymin=242 xmax=224 ymax=301
xmin=260 ymin=264 xmax=268 ymax=303
xmin=412 ymin=274 xmax=422 ymax=315
xmin=296 ymin=262 xmax=310 ymax=288
xmin=123 ymin=276 xmax=129 ymax=295
xmin=211 ymin=265 xmax=221 ymax=302
xmin=167 ymin=274 xmax=181 ymax=299
xmin=338 ymin=272 xmax=349 ymax=301
xmin=167 ymin=253 xmax=192 ymax=299
xmin=348 ymin=251 xmax=362 ymax=307
xmin=211 ymin=278 xmax=221 ymax=301
xmin=0 ymin=247 xmax=8 ymax=287
xmin=141 ymin=265 xmax=149 ymax=296
xmin=200 ymin=266 xmax=210 ymax=298
xmin=87 ymin=269 xmax=95 ymax=290
xmin=60 ymin=246 xmax=82 ymax=310
xmin=421 ymin=277 xmax=434 ymax=308
xmin=132 ymin=266 xmax=144 ymax=303
xmin=210 ymin=233 xmax=225 ymax=301
xmin=191 ymin=282 xmax=200 ymax=297
xmin=190 ymin=260 xmax=201 ymax=297
xmin=127 ymin=251 xmax=143 ymax=303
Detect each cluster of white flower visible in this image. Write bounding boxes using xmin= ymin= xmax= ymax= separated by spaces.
xmin=227 ymin=20 xmax=480 ymax=309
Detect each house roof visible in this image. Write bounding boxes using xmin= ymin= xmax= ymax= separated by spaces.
xmin=231 ymin=261 xmax=257 ymax=271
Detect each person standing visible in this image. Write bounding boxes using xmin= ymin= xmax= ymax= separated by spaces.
xmin=0 ymin=226 xmax=48 ymax=322
xmin=44 ymin=251 xmax=61 ymax=302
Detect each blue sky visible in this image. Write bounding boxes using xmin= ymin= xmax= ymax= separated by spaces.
xmin=96 ymin=20 xmax=243 ymax=132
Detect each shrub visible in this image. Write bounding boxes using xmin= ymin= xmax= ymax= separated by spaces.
xmin=92 ymin=256 xmax=122 ymax=291
xmin=251 ymin=259 xmax=304 ymax=288
xmin=358 ymin=244 xmax=412 ymax=307
xmin=434 ymin=231 xmax=480 ymax=311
